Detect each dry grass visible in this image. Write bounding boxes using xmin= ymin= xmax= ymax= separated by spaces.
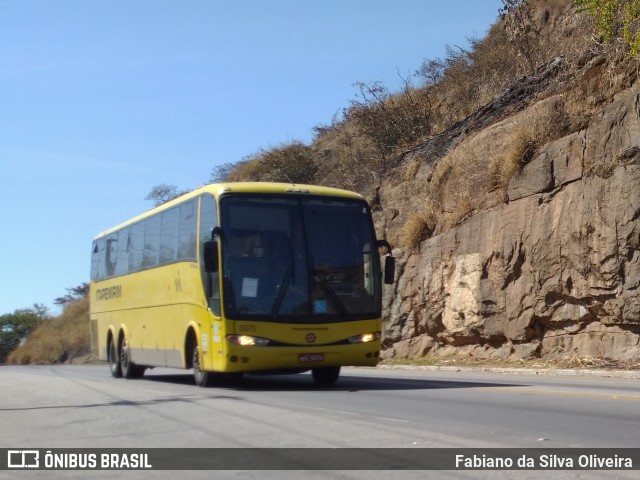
xmin=487 ymin=97 xmax=570 ymax=191
xmin=312 ymin=121 xmax=382 ymax=191
xmin=401 ymin=157 xmax=422 ymax=182
xmin=398 ymin=195 xmax=445 ymax=249
xmin=430 ymin=141 xmax=486 ymax=194
xmin=225 ymin=156 xmax=264 ymax=182
xmin=441 ymin=191 xmax=473 ymax=230
xmin=429 ymin=155 xmax=454 ymax=191
xmin=423 ymin=142 xmax=483 ymax=232
xmin=7 ymin=298 xmax=90 ymax=365
xmin=487 ymin=123 xmax=537 ymax=191
xmin=400 ymin=214 xmax=432 ymax=250
xmin=399 ymin=194 xmax=471 ymax=249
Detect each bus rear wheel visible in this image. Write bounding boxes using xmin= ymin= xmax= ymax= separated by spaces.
xmin=108 ymin=337 xmax=121 ymax=378
xmin=192 ymin=345 xmax=215 ymax=387
xmin=312 ymin=366 xmax=341 ymax=387
xmin=120 ymin=337 xmax=145 ymax=379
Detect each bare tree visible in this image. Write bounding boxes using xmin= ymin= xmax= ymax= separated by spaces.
xmin=500 ymin=0 xmax=541 ymax=74
xmin=145 ymin=184 xmax=189 ymax=207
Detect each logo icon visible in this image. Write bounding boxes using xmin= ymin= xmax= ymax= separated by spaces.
xmin=306 ymin=333 xmax=316 ymax=343
xmin=8 ymin=450 xmax=39 ymax=469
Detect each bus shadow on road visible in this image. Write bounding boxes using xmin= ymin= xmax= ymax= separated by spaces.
xmin=143 ymin=371 xmax=526 ymax=392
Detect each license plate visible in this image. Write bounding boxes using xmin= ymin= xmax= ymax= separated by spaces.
xmin=299 ymin=353 xmax=324 ymax=363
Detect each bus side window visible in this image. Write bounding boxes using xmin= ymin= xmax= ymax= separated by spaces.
xmin=178 ymin=200 xmax=197 ymax=260
xmin=91 ymin=239 xmax=105 ymax=281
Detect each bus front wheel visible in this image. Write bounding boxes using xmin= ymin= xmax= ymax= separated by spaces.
xmin=312 ymin=366 xmax=341 ymax=387
xmin=192 ymin=346 xmax=215 ymax=387
xmin=108 ymin=337 xmax=122 ymax=378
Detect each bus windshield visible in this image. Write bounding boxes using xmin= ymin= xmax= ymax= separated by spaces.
xmin=219 ymin=195 xmax=381 ymax=323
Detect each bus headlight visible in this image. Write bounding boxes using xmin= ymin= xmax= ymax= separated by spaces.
xmin=226 ymin=334 xmax=271 ymax=346
xmin=347 ymin=332 xmax=381 ymax=344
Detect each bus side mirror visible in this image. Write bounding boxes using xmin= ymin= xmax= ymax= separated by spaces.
xmin=204 ymin=226 xmax=223 ymax=273
xmin=376 ymin=240 xmax=395 ymax=285
xmin=384 ymin=255 xmax=395 ymax=285
xmin=204 ymin=241 xmax=218 ymax=273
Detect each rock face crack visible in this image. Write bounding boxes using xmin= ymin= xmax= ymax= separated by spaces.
xmin=503 ymin=242 xmax=526 ymax=289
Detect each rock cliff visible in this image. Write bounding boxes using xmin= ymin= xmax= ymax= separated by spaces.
xmin=377 ymin=53 xmax=640 ymax=362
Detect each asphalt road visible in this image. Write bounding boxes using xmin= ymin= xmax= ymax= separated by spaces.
xmin=0 ymin=365 xmax=638 ymax=479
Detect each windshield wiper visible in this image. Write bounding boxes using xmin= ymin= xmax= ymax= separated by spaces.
xmin=313 ymin=271 xmax=348 ymax=317
xmin=271 ymin=265 xmax=293 ymax=319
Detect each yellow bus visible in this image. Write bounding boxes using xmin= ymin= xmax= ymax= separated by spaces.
xmin=90 ymin=182 xmax=394 ymax=386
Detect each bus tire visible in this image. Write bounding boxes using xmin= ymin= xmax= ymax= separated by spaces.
xmin=192 ymin=345 xmax=215 ymax=387
xmin=120 ymin=336 xmax=145 ymax=379
xmin=312 ymin=366 xmax=341 ymax=387
xmin=108 ymin=336 xmax=122 ymax=378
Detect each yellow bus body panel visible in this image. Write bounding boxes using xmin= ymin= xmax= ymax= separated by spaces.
xmin=90 ymin=261 xmax=220 ymax=369
xmin=223 ymin=319 xmax=382 ymax=372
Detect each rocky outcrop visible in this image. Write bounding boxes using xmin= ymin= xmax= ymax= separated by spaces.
xmin=378 ymin=58 xmax=640 ymax=362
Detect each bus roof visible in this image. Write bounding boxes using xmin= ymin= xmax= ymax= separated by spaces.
xmin=93 ymin=182 xmax=366 ymax=239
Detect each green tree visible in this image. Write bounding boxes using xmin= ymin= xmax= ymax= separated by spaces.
xmin=0 ymin=306 xmax=48 ymax=362
xmin=575 ymin=0 xmax=640 ymax=56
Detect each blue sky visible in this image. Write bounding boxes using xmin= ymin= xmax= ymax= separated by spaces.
xmin=0 ymin=0 xmax=503 ymax=315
